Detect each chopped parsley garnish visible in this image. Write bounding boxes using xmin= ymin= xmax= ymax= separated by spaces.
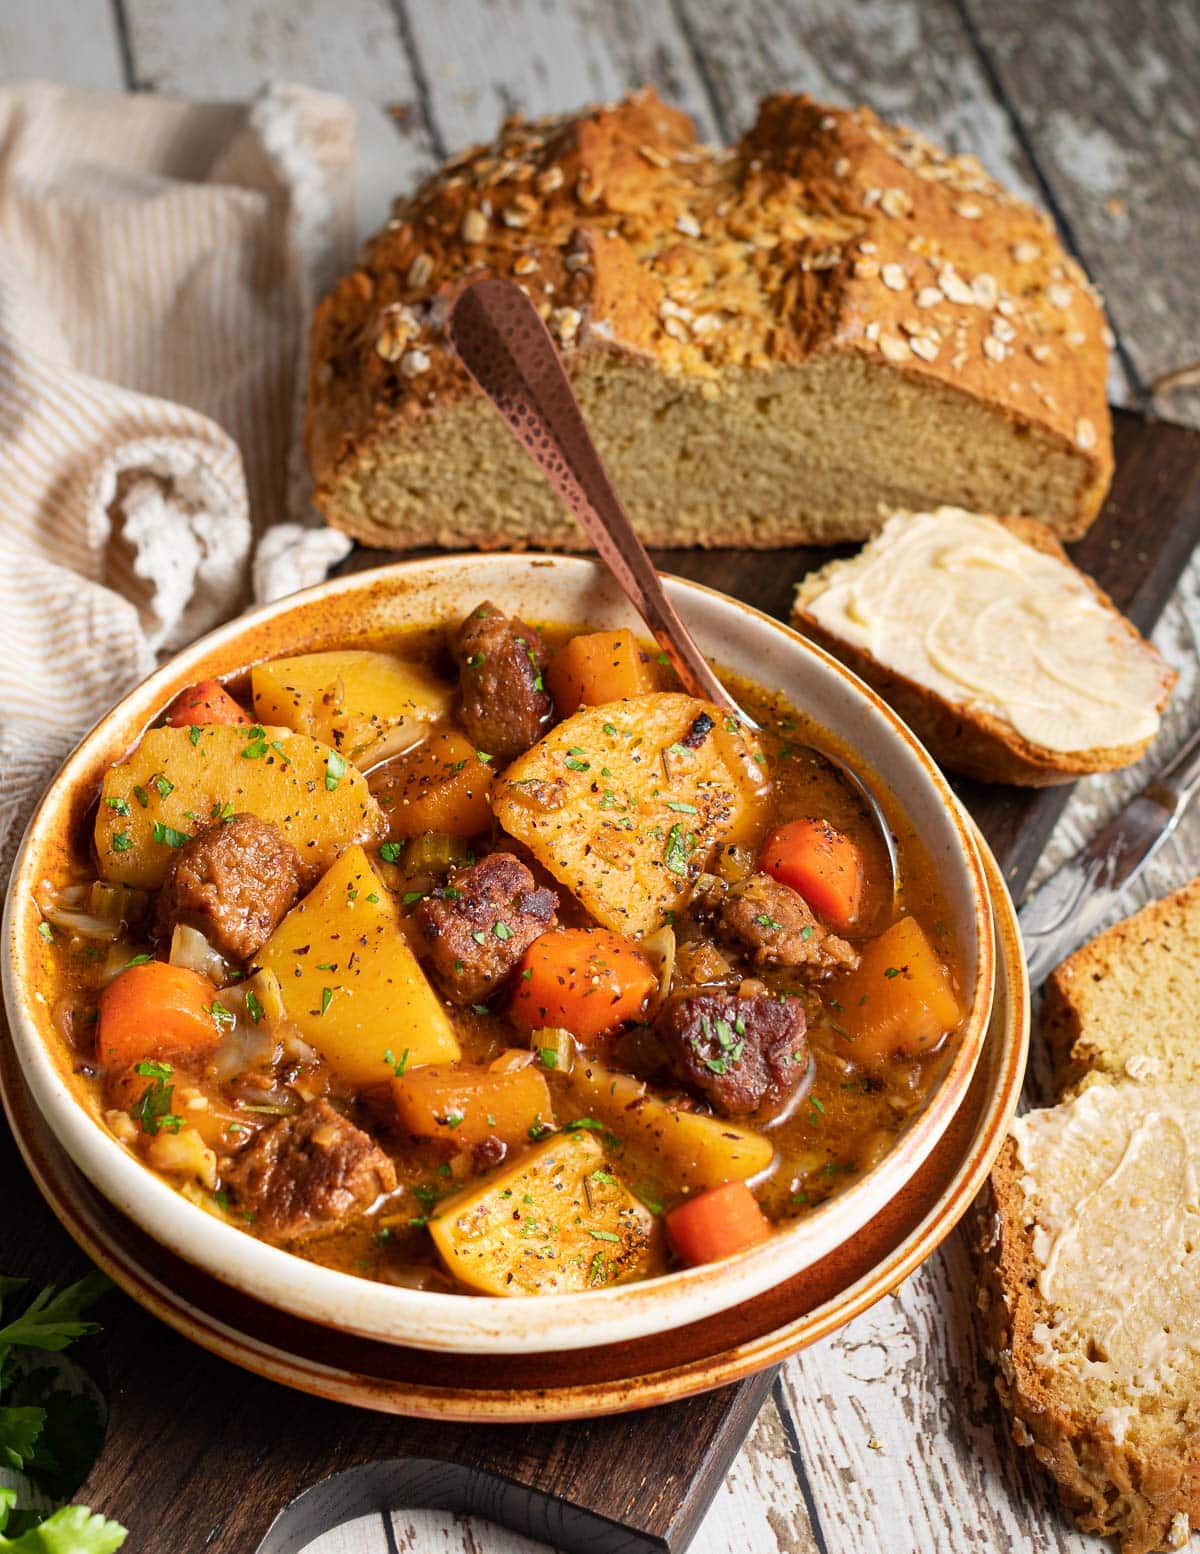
xmin=442 ymin=1112 xmax=464 ymax=1130
xmin=324 ymin=750 xmax=347 ymax=790
xmin=476 ymin=750 xmax=493 ymax=763
xmin=211 ymin=800 xmax=234 ymax=823
xmin=666 ymin=800 xmax=698 ymax=813
xmin=132 ymin=784 xmax=150 ymax=807
xmin=189 ymin=725 xmax=202 ymax=746
xmin=588 ymin=1229 xmax=621 ymax=1243
xmin=151 ymin=822 xmax=191 ymax=848
xmin=471 ymin=1003 xmax=491 ymax=1016
xmin=153 ymin=774 xmax=174 ymax=800
xmin=494 ymin=921 xmax=513 ymax=940
xmin=801 ymin=924 xmax=814 ymax=941
xmin=319 ymin=987 xmax=333 ymax=1016
xmin=663 ymin=823 xmax=691 ymax=877
xmin=111 ymin=831 xmax=133 ymax=853
xmin=124 ymin=953 xmax=153 ymax=968
xmin=37 ymin=921 xmax=54 ymax=944
xmin=240 ymin=726 xmax=269 ymax=759
xmin=384 ymin=1047 xmax=410 ymax=1076
xmin=104 ymin=796 xmax=130 ymax=816
xmin=754 ymin=913 xmax=783 ymax=931
xmin=378 ymin=841 xmax=402 ymax=863
xmin=130 ymin=1060 xmax=182 ymax=1136
xmin=467 ymin=652 xmax=485 ymax=668
xmin=207 ymin=1001 xmax=235 ymax=1029
xmin=539 ymin=1047 xmax=559 ymax=1069
xmin=245 ymin=989 xmax=264 ymax=1024
xmin=401 ymin=890 xmax=426 ymax=905
xmin=565 ymin=756 xmax=590 ymax=772
xmin=884 ymin=966 xmax=900 ymax=978
xmin=602 ymin=722 xmax=617 ymax=736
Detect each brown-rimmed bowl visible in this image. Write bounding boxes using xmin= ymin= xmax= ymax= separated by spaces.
xmin=2 ymin=555 xmax=996 ymax=1355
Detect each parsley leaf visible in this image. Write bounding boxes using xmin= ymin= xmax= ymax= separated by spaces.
xmin=324 ymin=750 xmax=347 ymax=791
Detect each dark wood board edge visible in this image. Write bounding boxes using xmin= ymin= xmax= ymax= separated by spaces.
xmin=1 ymin=408 xmax=1196 ymax=1553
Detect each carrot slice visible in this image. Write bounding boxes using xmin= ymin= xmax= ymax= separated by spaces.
xmin=830 ymin=916 xmax=961 ymax=1065
xmin=666 ymin=1181 xmax=772 ymax=1267
xmin=760 ymin=818 xmax=864 ymax=932
xmin=97 ymin=961 xmax=224 ymax=1068
xmin=544 ymin=629 xmax=654 ymax=716
xmin=510 ymin=927 xmax=656 ymax=1043
xmin=166 ymin=679 xmax=251 ymax=728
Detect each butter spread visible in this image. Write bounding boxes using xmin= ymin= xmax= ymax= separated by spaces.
xmin=1010 ymin=1083 xmax=1200 ymax=1393
xmin=804 ymin=508 xmax=1168 ymax=753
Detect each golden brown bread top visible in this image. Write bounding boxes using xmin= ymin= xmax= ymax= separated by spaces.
xmin=308 ymin=88 xmax=1112 ymax=488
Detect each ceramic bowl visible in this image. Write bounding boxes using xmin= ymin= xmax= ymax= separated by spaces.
xmin=3 ymin=554 xmax=995 ymax=1354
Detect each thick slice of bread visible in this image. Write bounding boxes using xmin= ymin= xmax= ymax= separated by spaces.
xmin=306 ymin=91 xmax=1114 ymax=552
xmin=981 ymin=1086 xmax=1200 ymax=1554
xmin=792 ymin=510 xmax=1175 ymax=786
xmin=980 ymin=875 xmax=1200 ymax=1552
xmin=1043 ymin=878 xmax=1200 ymax=1096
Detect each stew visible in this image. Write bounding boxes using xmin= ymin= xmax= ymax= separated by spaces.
xmin=34 ymin=602 xmax=965 ymax=1297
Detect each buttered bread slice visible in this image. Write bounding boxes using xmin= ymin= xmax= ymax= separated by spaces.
xmin=982 ymin=1084 xmax=1200 ymax=1554
xmin=792 ymin=509 xmax=1175 ymax=785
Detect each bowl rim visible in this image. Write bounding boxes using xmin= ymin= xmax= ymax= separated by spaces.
xmin=2 ymin=553 xmax=996 ymax=1354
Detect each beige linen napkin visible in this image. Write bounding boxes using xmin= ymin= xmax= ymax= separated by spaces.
xmin=0 ymin=80 xmax=359 ymax=879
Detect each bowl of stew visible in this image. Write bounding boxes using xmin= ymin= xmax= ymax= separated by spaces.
xmin=3 ymin=554 xmax=995 ymax=1354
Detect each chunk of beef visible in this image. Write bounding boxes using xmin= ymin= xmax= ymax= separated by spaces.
xmin=655 ymin=991 xmax=812 ymax=1118
xmin=154 ymin=812 xmax=308 ymax=963
xmin=415 ymin=852 xmax=557 ymax=1004
xmin=223 ymin=1099 xmax=396 ymax=1242
xmin=715 ymin=873 xmax=859 ymax=973
xmin=455 ymin=601 xmax=553 ymax=763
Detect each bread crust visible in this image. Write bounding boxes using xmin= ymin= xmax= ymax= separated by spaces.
xmin=979 ymin=1142 xmax=1200 ymax=1554
xmin=305 ymin=89 xmax=1113 ymax=549
xmin=791 ymin=515 xmax=1175 ymax=785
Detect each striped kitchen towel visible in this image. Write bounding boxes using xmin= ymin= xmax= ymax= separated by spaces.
xmin=0 ymin=80 xmax=358 ymax=880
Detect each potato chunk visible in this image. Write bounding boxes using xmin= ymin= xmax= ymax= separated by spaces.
xmin=256 ymin=845 xmax=459 ymax=1086
xmin=251 ymin=650 xmax=452 ymax=767
xmin=564 ymin=1057 xmax=775 ymax=1195
xmin=391 ymin=1058 xmax=551 ymax=1152
xmin=492 ymin=694 xmax=766 ymax=937
xmin=429 ymin=1131 xmax=661 ymax=1296
xmin=95 ymin=725 xmax=384 ymax=890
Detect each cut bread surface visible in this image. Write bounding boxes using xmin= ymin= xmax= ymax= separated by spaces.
xmin=1043 ymin=878 xmax=1200 ymax=1096
xmin=793 ymin=509 xmax=1174 ymax=785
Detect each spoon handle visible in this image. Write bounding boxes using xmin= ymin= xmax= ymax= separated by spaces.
xmin=448 ymin=276 xmax=742 ymax=715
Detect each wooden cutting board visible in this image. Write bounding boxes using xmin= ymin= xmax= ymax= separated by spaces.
xmin=1 ymin=407 xmax=1197 ymax=1553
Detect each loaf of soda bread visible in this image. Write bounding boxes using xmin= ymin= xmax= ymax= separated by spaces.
xmin=979 ymin=878 xmax=1200 ymax=1553
xmin=792 ymin=510 xmax=1175 ymax=785
xmin=306 ymin=89 xmax=1113 ymax=552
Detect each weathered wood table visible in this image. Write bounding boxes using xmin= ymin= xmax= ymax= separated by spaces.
xmin=2 ymin=3 xmax=1197 ymax=1551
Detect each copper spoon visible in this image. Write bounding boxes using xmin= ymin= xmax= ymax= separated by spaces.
xmin=447 ymin=276 xmax=899 ymax=901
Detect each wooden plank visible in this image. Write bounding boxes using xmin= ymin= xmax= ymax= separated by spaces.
xmin=0 ymin=0 xmax=127 ymax=89
xmin=673 ymin=0 xmax=1136 ymax=406
xmin=778 ymin=1230 xmax=1097 ymax=1554
xmin=119 ymin=0 xmax=436 ymax=198
xmin=401 ymin=0 xmax=720 ymax=150
xmin=959 ymin=0 xmax=1200 ymax=428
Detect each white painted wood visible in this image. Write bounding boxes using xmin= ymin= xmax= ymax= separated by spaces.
xmin=960 ymin=0 xmax=1200 ymax=430
xmin=0 ymin=0 xmax=126 ymax=89
xmin=779 ymin=1230 xmax=1101 ymax=1554
xmin=403 ymin=0 xmax=720 ymax=150
xmin=120 ymin=0 xmax=436 ymax=196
